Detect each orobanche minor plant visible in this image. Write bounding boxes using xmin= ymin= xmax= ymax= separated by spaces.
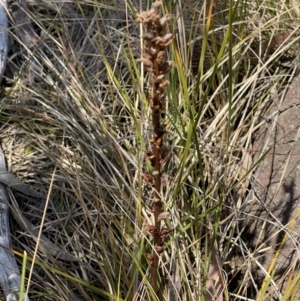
xmin=136 ymin=1 xmax=174 ymax=295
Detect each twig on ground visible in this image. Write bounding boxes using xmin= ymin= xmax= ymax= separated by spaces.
xmin=0 ymin=144 xmax=30 ymax=301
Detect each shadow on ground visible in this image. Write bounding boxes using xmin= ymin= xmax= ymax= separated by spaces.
xmin=238 ymin=75 xmax=300 ymax=300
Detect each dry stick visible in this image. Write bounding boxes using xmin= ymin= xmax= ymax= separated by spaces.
xmin=0 ymin=144 xmax=30 ymax=301
xmin=0 ymin=2 xmax=31 ymax=300
xmin=0 ymin=0 xmax=8 ymax=84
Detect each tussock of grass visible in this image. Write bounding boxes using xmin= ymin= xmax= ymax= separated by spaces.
xmin=0 ymin=0 xmax=299 ymax=300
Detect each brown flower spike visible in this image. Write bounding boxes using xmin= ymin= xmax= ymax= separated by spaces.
xmin=137 ymin=1 xmax=174 ymax=294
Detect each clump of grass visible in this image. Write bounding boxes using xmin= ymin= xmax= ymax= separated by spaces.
xmin=136 ymin=1 xmax=174 ymax=294
xmin=0 ymin=0 xmax=299 ymax=300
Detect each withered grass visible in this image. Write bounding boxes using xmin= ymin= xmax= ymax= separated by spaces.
xmin=0 ymin=0 xmax=299 ymax=300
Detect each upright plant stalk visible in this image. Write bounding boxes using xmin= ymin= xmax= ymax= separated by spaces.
xmin=136 ymin=1 xmax=174 ymax=294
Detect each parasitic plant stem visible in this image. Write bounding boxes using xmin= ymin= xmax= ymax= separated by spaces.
xmin=136 ymin=1 xmax=174 ymax=294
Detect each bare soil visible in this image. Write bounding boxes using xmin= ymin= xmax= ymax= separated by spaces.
xmin=243 ymin=74 xmax=300 ymax=299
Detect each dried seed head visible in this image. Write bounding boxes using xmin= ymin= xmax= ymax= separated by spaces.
xmin=150 ymin=1 xmax=162 ymax=14
xmin=136 ymin=12 xmax=152 ymax=24
xmin=153 ymin=170 xmax=160 ymax=176
xmin=153 ymin=104 xmax=162 ymax=112
xmin=157 ymin=211 xmax=170 ymax=221
xmin=154 ymin=74 xmax=165 ymax=82
xmin=142 ymin=173 xmax=154 ymax=185
xmin=146 ymin=253 xmax=153 ymax=262
xmin=152 ymin=33 xmax=174 ymax=47
xmin=160 ymin=228 xmax=171 ymax=239
xmin=153 ymin=195 xmax=160 ymax=202
xmin=154 ymin=244 xmax=164 ymax=253
xmin=158 ymin=93 xmax=166 ymax=102
xmin=157 ymin=80 xmax=170 ymax=93
xmin=145 ymin=150 xmax=153 ymax=157
xmin=160 ymin=149 xmax=169 ymax=164
xmin=159 ymin=14 xmax=172 ymax=28
xmin=146 ymin=150 xmax=155 ymax=162
xmin=159 ymin=80 xmax=170 ymax=89
xmin=137 ymin=57 xmax=153 ymax=71
xmin=155 ymin=137 xmax=163 ymax=148
xmin=144 ymin=223 xmax=157 ymax=235
xmin=159 ymin=61 xmax=175 ymax=74
xmin=143 ymin=32 xmax=155 ymax=41
xmin=155 ymin=51 xmax=165 ymax=64
xmin=147 ymin=205 xmax=155 ymax=212
xmin=142 ymin=51 xmax=154 ymax=61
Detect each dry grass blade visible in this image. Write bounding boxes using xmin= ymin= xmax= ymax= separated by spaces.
xmin=206 ymin=238 xmax=226 ymax=301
